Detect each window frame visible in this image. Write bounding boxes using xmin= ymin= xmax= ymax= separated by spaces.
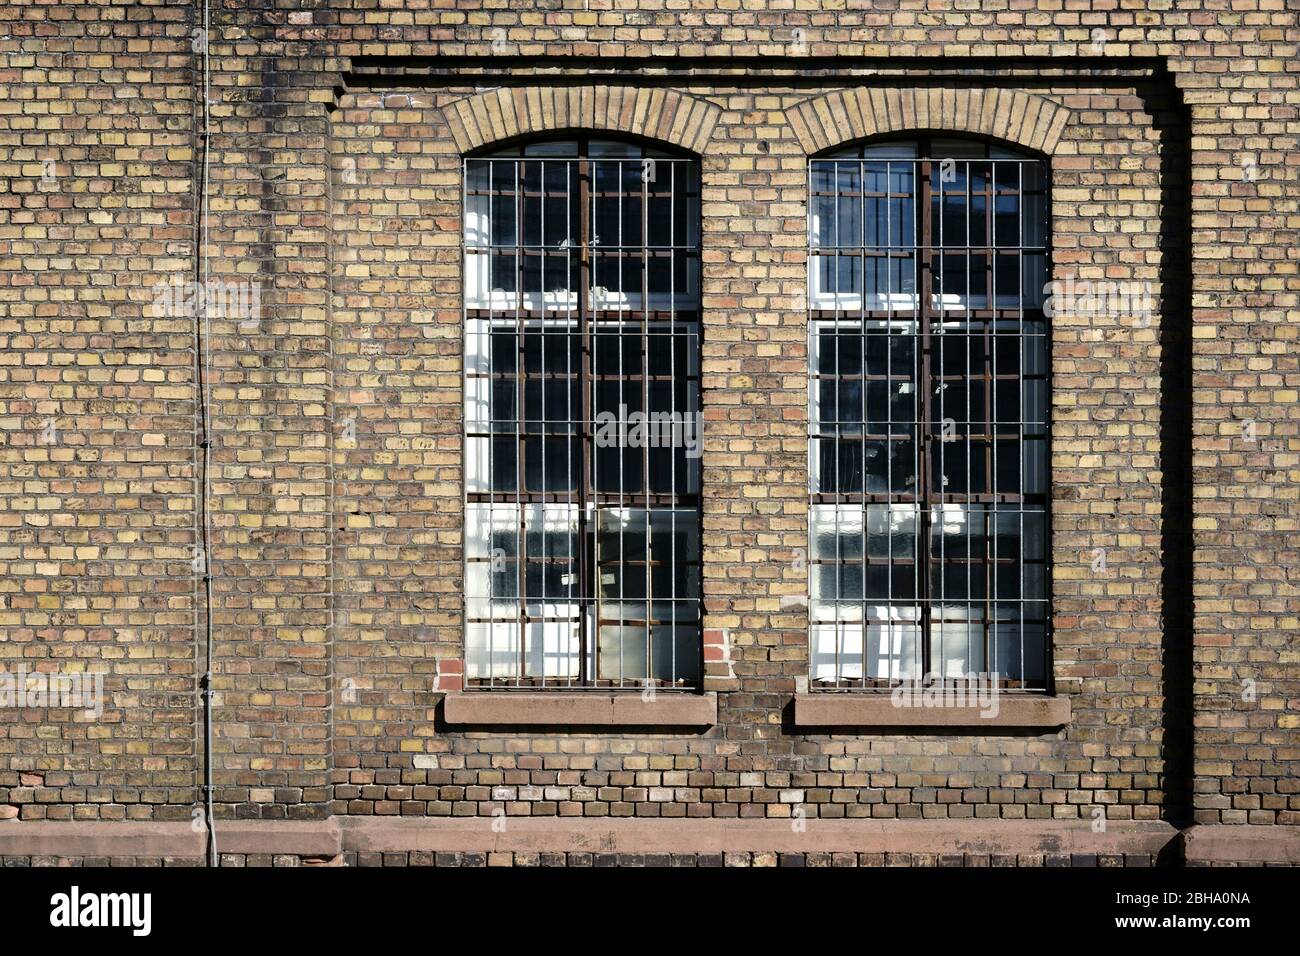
xmin=806 ymin=133 xmax=1054 ymax=693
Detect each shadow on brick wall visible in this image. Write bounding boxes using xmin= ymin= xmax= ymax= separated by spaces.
xmin=1145 ymin=74 xmax=1194 ymax=829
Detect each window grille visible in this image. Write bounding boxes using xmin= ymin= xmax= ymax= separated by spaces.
xmin=464 ymin=138 xmax=702 ymax=689
xmin=807 ymin=137 xmax=1050 ymax=690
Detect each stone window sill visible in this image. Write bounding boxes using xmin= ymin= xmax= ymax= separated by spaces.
xmin=442 ymin=691 xmax=717 ymax=728
xmin=793 ymin=692 xmax=1070 ymax=730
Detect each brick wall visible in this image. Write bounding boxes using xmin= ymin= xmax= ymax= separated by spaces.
xmin=0 ymin=0 xmax=1296 ymax=862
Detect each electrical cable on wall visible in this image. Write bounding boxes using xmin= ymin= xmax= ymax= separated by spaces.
xmin=192 ymin=0 xmax=217 ymax=867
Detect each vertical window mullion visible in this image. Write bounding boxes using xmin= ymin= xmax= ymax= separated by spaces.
xmin=616 ymin=157 xmax=624 ymax=686
xmin=884 ymin=157 xmax=895 ymax=688
xmin=859 ymin=157 xmax=868 ymax=688
xmin=669 ymin=161 xmax=677 ymax=686
xmin=1018 ymin=160 xmax=1026 ymax=687
xmin=642 ymin=159 xmax=652 ymax=686
xmin=964 ymin=158 xmax=972 ymax=681
xmin=565 ymin=156 xmax=576 ymax=689
xmin=539 ymin=158 xmax=548 ymax=685
xmin=807 ymin=159 xmax=817 ymax=684
xmin=918 ymin=150 xmax=934 ymax=682
xmin=983 ymin=159 xmax=995 ymax=681
xmin=578 ymin=146 xmax=593 ymax=686
xmin=515 ymin=157 xmax=526 ymax=688
xmin=832 ymin=159 xmax=841 ymax=688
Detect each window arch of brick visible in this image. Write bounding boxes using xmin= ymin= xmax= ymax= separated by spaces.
xmin=442 ymin=86 xmax=722 ymax=157
xmin=784 ymin=88 xmax=1073 ymax=159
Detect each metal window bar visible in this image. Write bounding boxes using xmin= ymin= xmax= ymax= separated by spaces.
xmin=464 ymin=140 xmax=703 ymax=690
xmin=808 ymin=137 xmax=1050 ymax=691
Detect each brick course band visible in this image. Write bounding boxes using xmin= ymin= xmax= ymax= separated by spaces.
xmin=5 ymin=820 xmax=1296 ymax=865
xmin=0 ymin=818 xmax=1179 ymax=860
xmin=2 ymin=821 xmax=1298 ymax=866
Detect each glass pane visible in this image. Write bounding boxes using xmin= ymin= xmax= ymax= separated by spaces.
xmin=866 ymin=504 xmax=917 ymax=558
xmin=650 ymin=626 xmax=699 ymax=686
xmin=1023 ymin=437 xmax=1047 ymax=494
xmin=931 ymin=138 xmax=989 ymax=159
xmin=523 ymin=620 xmax=580 ymax=680
xmin=994 ymin=440 xmax=1021 ymax=494
xmin=466 ymin=622 xmax=521 ymax=680
xmin=990 ymin=622 xmax=1046 ymax=685
xmin=811 ymin=505 xmax=863 ymax=562
xmin=1023 ymin=192 xmax=1047 ymax=246
xmin=868 ymin=619 xmax=922 ymax=682
xmin=855 ymin=141 xmax=918 ymax=159
xmin=810 ymin=623 xmax=860 ymax=682
xmin=650 ymin=509 xmax=699 ymax=601
xmin=994 ymin=192 xmax=1020 ymax=247
xmin=932 ymin=619 xmax=984 ymax=678
xmin=523 ymin=504 xmax=579 ymax=604
xmin=596 ymin=508 xmax=698 ymax=605
xmin=465 ymin=504 xmax=519 ymax=602
xmin=817 ymin=332 xmax=862 ymax=375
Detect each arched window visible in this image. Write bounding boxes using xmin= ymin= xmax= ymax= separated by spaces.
xmin=464 ymin=137 xmax=702 ymax=689
xmin=807 ymin=136 xmax=1050 ymax=690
